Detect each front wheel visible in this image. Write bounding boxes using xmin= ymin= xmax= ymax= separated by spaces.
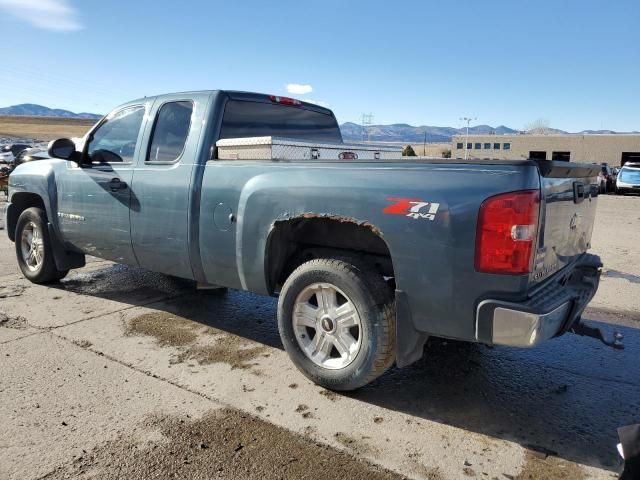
xmin=277 ymin=258 xmax=395 ymax=391
xmin=15 ymin=207 xmax=68 ymax=284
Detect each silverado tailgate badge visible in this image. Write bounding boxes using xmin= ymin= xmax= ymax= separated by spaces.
xmin=383 ymin=198 xmax=440 ymax=220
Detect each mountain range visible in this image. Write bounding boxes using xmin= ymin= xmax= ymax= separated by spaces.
xmin=0 ymin=103 xmax=102 ymax=120
xmin=340 ymin=122 xmax=520 ymax=143
xmin=0 ymin=103 xmax=634 ymax=142
xmin=339 ymin=123 xmax=638 ymax=143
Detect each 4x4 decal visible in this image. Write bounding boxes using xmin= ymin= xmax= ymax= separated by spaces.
xmin=383 ymin=198 xmax=440 ymax=220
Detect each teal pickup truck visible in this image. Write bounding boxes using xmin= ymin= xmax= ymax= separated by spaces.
xmin=6 ymin=90 xmax=615 ymax=390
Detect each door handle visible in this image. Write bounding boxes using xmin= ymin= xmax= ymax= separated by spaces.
xmin=109 ymin=178 xmax=128 ymax=192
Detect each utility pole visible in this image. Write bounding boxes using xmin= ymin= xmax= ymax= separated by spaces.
xmin=361 ymin=113 xmax=373 ymax=143
xmin=423 ymin=131 xmax=427 ymax=156
xmin=460 ymin=116 xmax=476 ymax=160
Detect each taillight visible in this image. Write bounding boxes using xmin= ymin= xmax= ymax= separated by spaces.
xmin=475 ymin=190 xmax=540 ymax=274
xmin=269 ymin=95 xmax=301 ymax=106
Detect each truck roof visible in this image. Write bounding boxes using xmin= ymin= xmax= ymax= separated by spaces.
xmin=124 ymin=90 xmax=334 ymax=116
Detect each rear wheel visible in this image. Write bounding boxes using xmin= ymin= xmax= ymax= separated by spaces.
xmin=277 ymin=258 xmax=395 ymax=391
xmin=15 ymin=207 xmax=68 ymax=283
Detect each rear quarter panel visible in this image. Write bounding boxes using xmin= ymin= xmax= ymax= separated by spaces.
xmin=200 ymin=161 xmax=541 ymax=341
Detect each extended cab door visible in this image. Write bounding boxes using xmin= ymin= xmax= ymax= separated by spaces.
xmin=129 ymin=93 xmax=208 ymax=279
xmin=56 ymin=101 xmax=151 ymax=264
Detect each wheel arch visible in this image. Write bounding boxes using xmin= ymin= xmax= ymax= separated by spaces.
xmin=264 ymin=215 xmax=395 ymax=295
xmin=265 ymin=214 xmax=429 ymax=370
xmin=8 ymin=192 xmax=85 ymax=271
xmin=6 ymin=192 xmax=47 ymax=241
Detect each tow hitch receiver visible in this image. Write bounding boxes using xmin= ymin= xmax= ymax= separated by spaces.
xmin=571 ymin=321 xmax=624 ymax=350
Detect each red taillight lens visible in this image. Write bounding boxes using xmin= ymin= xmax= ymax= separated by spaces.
xmin=475 ymin=190 xmax=540 ymax=274
xmin=269 ymin=95 xmax=301 ymax=106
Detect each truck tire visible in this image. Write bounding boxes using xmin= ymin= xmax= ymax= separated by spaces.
xmin=278 ymin=258 xmax=395 ymax=391
xmin=15 ymin=207 xmax=68 ymax=284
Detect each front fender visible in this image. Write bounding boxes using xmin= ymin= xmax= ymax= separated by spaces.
xmin=8 ymin=160 xmax=85 ymax=270
xmin=9 ymin=159 xmax=62 ymax=234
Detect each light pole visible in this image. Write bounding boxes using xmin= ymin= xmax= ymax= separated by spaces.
xmin=361 ymin=113 xmax=373 ymax=143
xmin=460 ymin=116 xmax=476 ymax=160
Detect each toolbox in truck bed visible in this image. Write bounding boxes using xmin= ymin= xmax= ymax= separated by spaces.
xmin=216 ymin=136 xmax=401 ymax=161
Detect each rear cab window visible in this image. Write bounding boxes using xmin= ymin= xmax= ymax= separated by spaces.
xmin=219 ymin=100 xmax=342 ymax=144
xmin=147 ymin=101 xmax=193 ymax=163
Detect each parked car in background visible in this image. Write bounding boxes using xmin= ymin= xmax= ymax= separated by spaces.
xmin=13 ymin=147 xmax=49 ymax=168
xmin=612 ymin=167 xmax=620 ymax=181
xmin=0 ymin=164 xmax=10 ymax=195
xmin=597 ymin=163 xmax=615 ymax=193
xmin=1 ymin=147 xmax=47 ymax=195
xmin=0 ymin=143 xmax=32 ymax=163
xmin=616 ymin=163 xmax=640 ymax=195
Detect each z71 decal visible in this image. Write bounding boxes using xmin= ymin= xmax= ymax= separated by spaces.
xmin=383 ymin=198 xmax=440 ymax=220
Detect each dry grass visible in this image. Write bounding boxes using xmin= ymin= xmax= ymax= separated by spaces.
xmin=0 ymin=115 xmax=98 ymax=141
xmin=409 ymin=143 xmax=451 ymax=157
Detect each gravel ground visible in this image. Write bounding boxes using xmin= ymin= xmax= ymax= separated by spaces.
xmin=0 ymin=194 xmax=637 ymax=480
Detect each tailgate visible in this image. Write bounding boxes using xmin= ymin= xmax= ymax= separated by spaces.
xmin=531 ymin=161 xmax=600 ymax=285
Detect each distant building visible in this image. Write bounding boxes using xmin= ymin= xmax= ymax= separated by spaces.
xmin=451 ymin=134 xmax=640 ymax=166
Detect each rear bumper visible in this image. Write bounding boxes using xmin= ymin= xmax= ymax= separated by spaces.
xmin=475 ymin=253 xmax=602 ymax=347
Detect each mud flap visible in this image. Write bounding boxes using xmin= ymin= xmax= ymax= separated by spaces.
xmin=395 ymin=289 xmax=429 ymax=368
xmin=47 ymin=222 xmax=85 ymax=271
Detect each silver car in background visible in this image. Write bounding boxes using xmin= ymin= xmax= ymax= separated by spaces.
xmin=616 ymin=163 xmax=640 ymax=195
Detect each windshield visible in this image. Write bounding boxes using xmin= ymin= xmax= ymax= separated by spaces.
xmin=619 ymin=168 xmax=640 ymax=183
xmin=219 ymin=100 xmax=342 ymax=143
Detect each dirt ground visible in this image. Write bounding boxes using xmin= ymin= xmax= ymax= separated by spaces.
xmin=0 ymin=194 xmax=637 ymax=480
xmin=44 ymin=408 xmax=402 ymax=480
xmin=0 ymin=115 xmax=96 ymax=141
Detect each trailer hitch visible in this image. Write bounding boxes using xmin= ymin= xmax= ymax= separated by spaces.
xmin=570 ymin=321 xmax=624 ymax=350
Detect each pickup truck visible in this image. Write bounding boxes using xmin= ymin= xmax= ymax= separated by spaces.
xmin=6 ymin=90 xmax=612 ymax=390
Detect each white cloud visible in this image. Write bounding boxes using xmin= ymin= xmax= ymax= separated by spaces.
xmin=0 ymin=0 xmax=82 ymax=32
xmin=286 ymin=83 xmax=313 ymax=95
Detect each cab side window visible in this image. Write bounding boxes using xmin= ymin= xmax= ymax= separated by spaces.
xmin=87 ymin=106 xmax=145 ymax=164
xmin=147 ymin=101 xmax=193 ymax=163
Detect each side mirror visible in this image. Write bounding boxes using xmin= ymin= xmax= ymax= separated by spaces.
xmin=47 ymin=138 xmax=76 ymax=160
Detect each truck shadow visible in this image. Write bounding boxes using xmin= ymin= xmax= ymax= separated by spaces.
xmin=353 ymin=326 xmax=637 ymax=472
xmin=54 ymin=263 xmax=637 ymax=472
xmin=603 ymin=268 xmax=640 ymax=284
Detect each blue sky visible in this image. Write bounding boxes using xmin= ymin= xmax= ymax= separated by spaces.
xmin=0 ymin=0 xmax=638 ymax=131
